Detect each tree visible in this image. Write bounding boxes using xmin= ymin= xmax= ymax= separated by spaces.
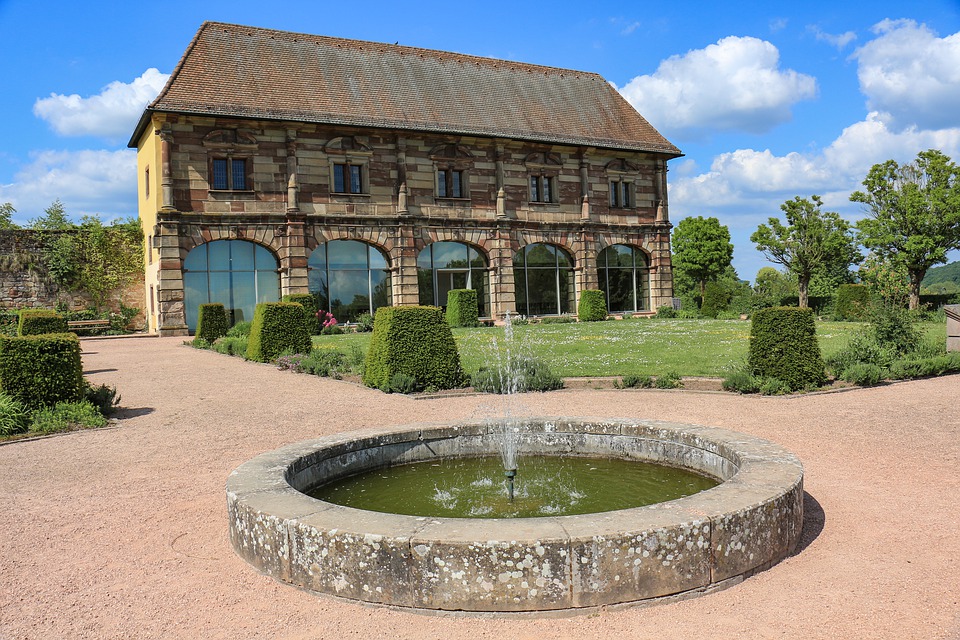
xmin=751 ymin=195 xmax=860 ymax=308
xmin=72 ymin=216 xmax=144 ymax=312
xmin=29 ymin=199 xmax=74 ymax=230
xmin=671 ymin=216 xmax=734 ymax=297
xmin=0 ymin=202 xmax=19 ymax=229
xmin=851 ymin=149 xmax=960 ymax=310
xmin=753 ymin=267 xmax=797 ymax=308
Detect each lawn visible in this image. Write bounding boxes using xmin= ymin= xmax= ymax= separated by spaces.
xmin=313 ymin=318 xmax=947 ymax=378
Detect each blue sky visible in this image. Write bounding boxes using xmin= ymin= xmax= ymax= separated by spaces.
xmin=2 ymin=0 xmax=960 ymax=281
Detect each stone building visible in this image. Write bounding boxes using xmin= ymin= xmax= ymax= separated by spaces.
xmin=130 ymin=22 xmax=681 ymax=335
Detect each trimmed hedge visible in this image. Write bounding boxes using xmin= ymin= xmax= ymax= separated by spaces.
xmin=18 ymin=309 xmax=67 ymax=336
xmin=282 ymin=293 xmax=321 ymax=335
xmin=363 ymin=305 xmax=465 ymax=391
xmin=699 ymin=281 xmax=729 ymax=319
xmin=446 ymin=289 xmax=479 ymax=328
xmin=196 ymin=303 xmax=228 ymax=343
xmin=0 ymin=333 xmax=84 ymax=409
xmin=246 ymin=302 xmax=312 ymax=362
xmin=748 ymin=306 xmax=825 ymax=390
xmin=834 ymin=284 xmax=871 ymax=321
xmin=577 ymin=290 xmax=607 ymax=322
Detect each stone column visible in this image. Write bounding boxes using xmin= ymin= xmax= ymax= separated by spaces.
xmin=159 ymin=126 xmax=175 ymax=212
xmin=577 ymin=230 xmax=599 ymax=309
xmin=489 ymin=223 xmax=515 ymax=320
xmin=649 ymin=227 xmax=674 ymax=310
xmin=391 ymin=220 xmax=420 ymax=306
xmin=155 ymin=214 xmax=189 ymax=336
xmin=280 ymin=130 xmax=310 ymax=295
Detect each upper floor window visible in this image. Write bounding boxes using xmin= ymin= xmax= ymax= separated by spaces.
xmin=529 ymin=175 xmax=555 ymax=203
xmin=211 ymin=157 xmax=250 ymax=191
xmin=609 ymin=179 xmax=633 ymax=208
xmin=144 ymin=166 xmax=150 ymax=199
xmin=606 ymin=158 xmax=640 ymax=209
xmin=437 ymin=168 xmax=465 ymax=198
xmin=333 ymin=163 xmax=363 ymax=194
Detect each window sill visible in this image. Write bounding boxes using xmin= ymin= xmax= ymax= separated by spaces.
xmin=330 ymin=192 xmax=371 ymax=198
xmin=434 ymin=197 xmax=472 ymax=204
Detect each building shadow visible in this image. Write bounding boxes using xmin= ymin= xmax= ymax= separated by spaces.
xmin=83 ymin=368 xmax=118 ymax=375
xmin=112 ymin=407 xmax=155 ymax=419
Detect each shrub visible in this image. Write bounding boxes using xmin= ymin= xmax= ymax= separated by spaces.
xmin=540 ymin=315 xmax=576 ymax=324
xmin=617 ymin=374 xmax=653 ymax=389
xmin=759 ymin=378 xmax=791 ymax=396
xmin=699 ymin=281 xmax=730 ymax=319
xmin=190 ymin=337 xmax=212 ymax=350
xmin=301 ymin=350 xmax=347 ymax=377
xmin=888 ymin=353 xmax=960 ymax=380
xmin=722 ymin=369 xmax=760 ymax=394
xmin=363 ymin=306 xmax=466 ymax=391
xmin=841 ymin=363 xmax=885 ymax=386
xmin=282 ymin=293 xmax=321 ymax=335
xmin=653 ymin=371 xmax=683 ymax=389
xmin=748 ymin=306 xmax=825 ymax=391
xmin=0 ymin=391 xmax=30 ymax=436
xmin=446 ymin=289 xmax=480 ymax=328
xmin=18 ymin=309 xmax=67 ymax=336
xmin=355 ymin=312 xmax=375 ymax=333
xmin=213 ymin=336 xmax=248 ymax=357
xmin=869 ymin=303 xmax=920 ymax=357
xmin=276 ymin=353 xmax=308 ymax=372
xmin=0 ymin=333 xmax=84 ymax=409
xmin=471 ymin=354 xmax=563 ymax=393
xmin=654 ymin=305 xmax=676 ymax=318
xmin=825 ymin=332 xmax=891 ymax=378
xmin=386 ymin=372 xmax=418 ymax=394
xmin=226 ymin=321 xmax=252 ymax=338
xmin=29 ymin=401 xmax=106 ymax=434
xmin=196 ymin=303 xmax=229 ymax=343
xmin=834 ymin=284 xmax=871 ymax=321
xmin=84 ymin=382 xmax=120 ymax=416
xmin=577 ymin=290 xmax=607 ymax=322
xmin=246 ymin=302 xmax=312 ymax=363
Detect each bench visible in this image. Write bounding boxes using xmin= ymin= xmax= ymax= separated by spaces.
xmin=67 ymin=319 xmax=111 ymax=331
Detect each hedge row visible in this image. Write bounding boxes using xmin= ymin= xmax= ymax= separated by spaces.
xmin=446 ymin=289 xmax=479 ymax=328
xmin=196 ymin=303 xmax=229 ymax=343
xmin=0 ymin=333 xmax=84 ymax=409
xmin=246 ymin=302 xmax=312 ymax=362
xmin=18 ymin=309 xmax=67 ymax=336
xmin=282 ymin=293 xmax=322 ymax=335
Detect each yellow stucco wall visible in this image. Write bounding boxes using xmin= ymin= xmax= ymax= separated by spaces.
xmin=135 ymin=118 xmax=162 ymax=332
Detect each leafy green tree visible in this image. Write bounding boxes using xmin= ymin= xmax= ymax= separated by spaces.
xmin=29 ymin=199 xmax=74 ymax=230
xmin=671 ymin=216 xmax=734 ymax=297
xmin=0 ymin=202 xmax=19 ymax=229
xmin=753 ymin=267 xmax=797 ymax=307
xmin=751 ymin=195 xmax=860 ymax=308
xmin=851 ymin=149 xmax=960 ymax=309
xmin=73 ymin=216 xmax=144 ymax=312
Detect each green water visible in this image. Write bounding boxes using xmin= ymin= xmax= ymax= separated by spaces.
xmin=308 ymin=456 xmax=720 ymax=518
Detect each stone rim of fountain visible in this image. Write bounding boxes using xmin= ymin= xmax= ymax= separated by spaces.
xmin=227 ymin=417 xmax=804 ymax=613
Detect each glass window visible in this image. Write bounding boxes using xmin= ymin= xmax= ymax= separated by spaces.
xmin=333 ymin=163 xmax=364 ymax=194
xmin=530 ymin=175 xmax=554 ymax=203
xmin=437 ymin=169 xmax=465 ymax=198
xmin=231 ymin=158 xmax=247 ymax=190
xmin=182 ymin=240 xmax=280 ymax=332
xmin=212 ymin=159 xmax=228 ymax=190
xmin=308 ymin=240 xmax=391 ymax=323
xmin=417 ymin=242 xmax=489 ymax=317
xmin=610 ymin=179 xmax=633 ymax=208
xmin=597 ymin=244 xmax=649 ymax=312
xmin=512 ymin=243 xmax=574 ymax=316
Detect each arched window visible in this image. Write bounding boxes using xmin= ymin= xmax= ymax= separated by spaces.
xmin=308 ymin=240 xmax=391 ymax=323
xmin=183 ymin=240 xmax=279 ymax=332
xmin=597 ymin=245 xmax=650 ymax=312
xmin=513 ymin=243 xmax=575 ymax=316
xmin=417 ymin=242 xmax=489 ymax=317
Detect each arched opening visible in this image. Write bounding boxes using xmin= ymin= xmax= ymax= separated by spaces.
xmin=417 ymin=242 xmax=490 ymax=317
xmin=512 ymin=243 xmax=575 ymax=316
xmin=183 ymin=240 xmax=280 ymax=332
xmin=308 ymin=240 xmax=392 ymax=323
xmin=597 ymin=244 xmax=650 ymax=312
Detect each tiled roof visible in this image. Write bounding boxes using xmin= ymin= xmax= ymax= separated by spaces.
xmin=133 ymin=22 xmax=681 ymax=156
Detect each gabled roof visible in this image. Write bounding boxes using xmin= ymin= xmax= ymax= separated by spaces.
xmin=130 ymin=22 xmax=681 ymax=157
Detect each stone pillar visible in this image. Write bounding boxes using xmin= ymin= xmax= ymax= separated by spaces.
xmin=577 ymin=230 xmax=599 ymax=308
xmin=285 ymin=130 xmax=300 ymax=212
xmin=489 ymin=223 xmax=515 ymax=320
xmin=648 ymin=227 xmax=674 ymax=310
xmin=159 ymin=126 xmax=175 ymax=211
xmin=280 ymin=131 xmax=310 ymax=295
xmin=155 ymin=214 xmax=189 ymax=336
xmin=947 ymin=305 xmax=960 ymax=352
xmin=655 ymin=159 xmax=669 ymax=224
xmin=391 ymin=220 xmax=420 ymax=306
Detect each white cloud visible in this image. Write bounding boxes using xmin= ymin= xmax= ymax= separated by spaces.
xmin=33 ymin=68 xmax=169 ymax=140
xmin=618 ymin=36 xmax=817 ymax=140
xmin=853 ymin=19 xmax=960 ymax=131
xmin=809 ymin=26 xmax=857 ymax=50
xmin=0 ymin=149 xmax=137 ymax=224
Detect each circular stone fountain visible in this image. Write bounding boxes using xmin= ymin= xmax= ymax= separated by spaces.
xmin=227 ymin=417 xmax=803 ymax=613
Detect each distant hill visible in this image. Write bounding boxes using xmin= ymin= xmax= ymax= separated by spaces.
xmin=922 ymin=261 xmax=960 ymax=287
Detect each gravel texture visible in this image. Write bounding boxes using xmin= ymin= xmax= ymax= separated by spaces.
xmin=1 ymin=335 xmax=958 ymax=639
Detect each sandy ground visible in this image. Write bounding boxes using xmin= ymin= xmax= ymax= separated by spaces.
xmin=1 ymin=335 xmax=959 ymax=640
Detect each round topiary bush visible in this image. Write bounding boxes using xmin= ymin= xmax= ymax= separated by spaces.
xmin=246 ymin=302 xmax=312 ymax=363
xmin=748 ymin=306 xmax=825 ymax=391
xmin=577 ymin=289 xmax=607 ymax=322
xmin=363 ymin=306 xmax=465 ymax=392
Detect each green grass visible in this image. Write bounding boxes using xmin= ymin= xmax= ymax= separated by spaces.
xmin=313 ymin=318 xmax=946 ymax=378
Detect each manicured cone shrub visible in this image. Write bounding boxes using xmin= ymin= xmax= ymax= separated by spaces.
xmin=834 ymin=284 xmax=871 ymax=321
xmin=0 ymin=333 xmax=84 ymax=409
xmin=577 ymin=289 xmax=607 ymax=322
xmin=196 ymin=303 xmax=228 ymax=343
xmin=748 ymin=306 xmax=826 ymax=390
xmin=282 ymin=293 xmax=321 ymax=335
xmin=246 ymin=302 xmax=312 ymax=363
xmin=18 ymin=309 xmax=67 ymax=336
xmin=363 ymin=306 xmax=465 ymax=391
xmin=699 ymin=281 xmax=730 ymax=319
xmin=445 ymin=289 xmax=479 ymax=328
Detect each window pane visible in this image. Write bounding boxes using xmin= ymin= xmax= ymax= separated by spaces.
xmin=418 ymin=267 xmax=434 ymax=306
xmin=256 ymin=270 xmax=279 ymax=305
xmin=232 ymin=158 xmax=247 ymax=190
xmin=231 ymin=271 xmax=256 ymax=323
xmin=207 ymin=240 xmax=232 ymax=271
xmin=526 ymin=267 xmax=557 ymax=315
xmin=254 ymin=243 xmax=276 ymax=270
xmin=230 ymin=240 xmax=255 ymax=271
xmin=333 ymin=164 xmax=345 ymax=192
xmin=184 ymin=244 xmax=208 ymax=271
xmin=452 ymin=170 xmax=463 ymax=198
xmin=555 ymin=247 xmax=572 ymax=269
xmin=559 ymin=267 xmax=574 ymax=314
xmin=329 ymin=270 xmax=369 ymax=322
xmin=542 ymin=177 xmax=551 ymax=203
xmin=308 ymin=244 xmax=327 ymax=270
xmin=431 ymin=242 xmax=470 ymax=269
xmin=371 ymin=270 xmax=392 ymax=312
xmin=472 ymin=267 xmax=489 ymax=317
xmin=212 ymin=159 xmax=228 ymax=190
xmin=183 ymin=272 xmax=208 ymax=332
xmin=327 ymin=240 xmax=369 ymax=269
xmin=622 ymin=182 xmax=631 ymax=207
xmin=368 ymin=245 xmax=388 ymax=269
xmin=349 ymin=165 xmax=362 ymax=193
xmin=610 ymin=181 xmax=619 ymax=207
xmin=513 ymin=266 xmax=528 ymax=316
xmin=437 ymin=169 xmax=448 ymax=198
xmin=524 ymin=243 xmax=556 ymax=267
xmin=530 ymin=176 xmax=539 ymax=202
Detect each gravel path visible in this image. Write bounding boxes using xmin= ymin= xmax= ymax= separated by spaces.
xmin=1 ymin=336 xmax=958 ymax=639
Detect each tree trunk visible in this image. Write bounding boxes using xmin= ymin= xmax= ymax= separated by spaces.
xmin=908 ymin=269 xmax=925 ymax=310
xmin=798 ymin=275 xmax=809 ymax=309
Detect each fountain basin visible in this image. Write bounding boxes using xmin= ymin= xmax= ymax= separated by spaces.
xmin=227 ymin=417 xmax=804 ymax=613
